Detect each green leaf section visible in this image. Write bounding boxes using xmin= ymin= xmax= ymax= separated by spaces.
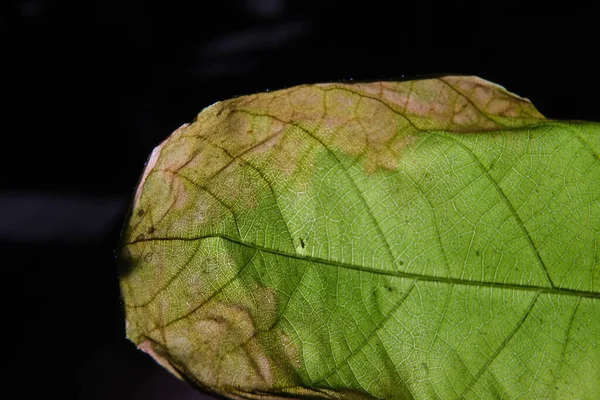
xmin=119 ymin=76 xmax=600 ymax=399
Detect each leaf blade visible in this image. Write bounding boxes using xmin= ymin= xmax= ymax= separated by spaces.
xmin=120 ymin=76 xmax=600 ymax=399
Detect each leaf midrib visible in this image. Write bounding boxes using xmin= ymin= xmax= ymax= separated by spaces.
xmin=125 ymin=234 xmax=600 ymax=299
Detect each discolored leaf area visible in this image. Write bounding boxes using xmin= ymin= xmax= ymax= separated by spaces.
xmin=119 ymin=76 xmax=600 ymax=399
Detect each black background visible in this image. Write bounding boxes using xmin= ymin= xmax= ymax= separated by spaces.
xmin=3 ymin=1 xmax=599 ymax=399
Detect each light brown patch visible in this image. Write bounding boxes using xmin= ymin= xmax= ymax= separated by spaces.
xmin=138 ymin=339 xmax=184 ymax=380
xmin=281 ymin=333 xmax=301 ymax=369
xmin=126 ymin=270 xmax=305 ymax=396
xmin=442 ymin=75 xmax=545 ymax=120
xmin=126 ymin=76 xmax=547 ymax=243
xmin=132 ymin=124 xmax=189 ymax=212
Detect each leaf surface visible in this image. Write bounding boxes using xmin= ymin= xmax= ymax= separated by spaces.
xmin=119 ymin=76 xmax=600 ymax=399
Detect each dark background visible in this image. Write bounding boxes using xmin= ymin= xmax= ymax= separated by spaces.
xmin=3 ymin=1 xmax=598 ymax=399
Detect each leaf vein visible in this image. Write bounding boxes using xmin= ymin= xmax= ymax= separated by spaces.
xmin=125 ymin=234 xmax=600 ymax=299
xmin=458 ymin=292 xmax=540 ymax=398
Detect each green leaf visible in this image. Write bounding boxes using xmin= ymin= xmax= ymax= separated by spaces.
xmin=119 ymin=76 xmax=600 ymax=399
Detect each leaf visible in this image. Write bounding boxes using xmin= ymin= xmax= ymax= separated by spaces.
xmin=119 ymin=76 xmax=600 ymax=399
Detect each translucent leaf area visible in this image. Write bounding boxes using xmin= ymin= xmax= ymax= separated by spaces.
xmin=119 ymin=76 xmax=600 ymax=399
